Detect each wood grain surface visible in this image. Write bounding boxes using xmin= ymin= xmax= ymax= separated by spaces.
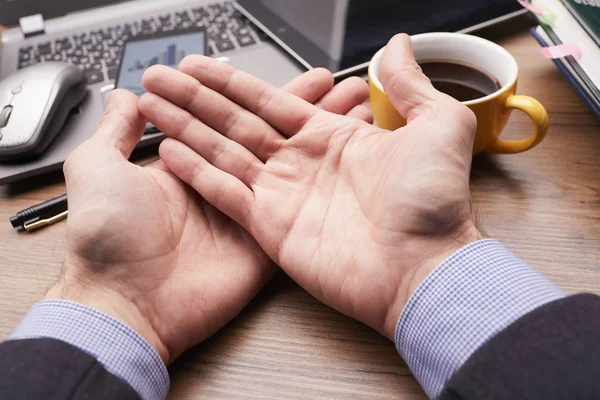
xmin=1 ymin=27 xmax=599 ymax=399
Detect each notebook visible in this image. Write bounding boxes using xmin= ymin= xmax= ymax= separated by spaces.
xmin=560 ymin=0 xmax=600 ymax=47
xmin=525 ymin=0 xmax=600 ymax=120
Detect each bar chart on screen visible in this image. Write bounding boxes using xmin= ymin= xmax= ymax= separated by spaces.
xmin=127 ymin=44 xmax=187 ymax=72
xmin=116 ymin=30 xmax=206 ymax=97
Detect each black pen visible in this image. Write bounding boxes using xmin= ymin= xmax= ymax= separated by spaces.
xmin=10 ymin=194 xmax=68 ymax=232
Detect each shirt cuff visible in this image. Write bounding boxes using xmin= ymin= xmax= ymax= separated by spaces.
xmin=395 ymin=239 xmax=566 ymax=399
xmin=9 ymin=299 xmax=169 ymax=400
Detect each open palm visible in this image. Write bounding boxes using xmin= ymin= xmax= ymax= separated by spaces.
xmin=51 ymin=69 xmax=373 ymax=363
xmin=142 ymin=35 xmax=481 ymax=340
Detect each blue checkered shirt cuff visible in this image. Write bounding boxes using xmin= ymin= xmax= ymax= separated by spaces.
xmin=9 ymin=299 xmax=169 ymax=400
xmin=395 ymin=239 xmax=566 ymax=399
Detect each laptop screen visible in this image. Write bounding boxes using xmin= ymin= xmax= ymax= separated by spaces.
xmin=0 ymin=0 xmax=124 ymax=27
xmin=236 ymin=0 xmax=524 ymax=73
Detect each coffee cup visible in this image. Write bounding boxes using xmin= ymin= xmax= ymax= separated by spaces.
xmin=368 ymin=32 xmax=548 ymax=155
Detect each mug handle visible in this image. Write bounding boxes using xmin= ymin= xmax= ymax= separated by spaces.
xmin=487 ymin=95 xmax=549 ymax=154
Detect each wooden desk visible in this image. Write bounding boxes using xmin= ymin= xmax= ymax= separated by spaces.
xmin=1 ymin=30 xmax=599 ymax=399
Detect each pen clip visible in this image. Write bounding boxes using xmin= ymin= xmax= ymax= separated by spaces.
xmin=23 ymin=210 xmax=68 ymax=232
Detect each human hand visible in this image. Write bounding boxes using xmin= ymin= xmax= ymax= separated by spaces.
xmin=45 ymin=68 xmax=372 ymax=363
xmin=141 ymin=34 xmax=482 ymax=341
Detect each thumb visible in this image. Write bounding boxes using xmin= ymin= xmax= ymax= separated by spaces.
xmin=380 ymin=34 xmax=441 ymax=124
xmin=93 ymin=89 xmax=146 ymax=159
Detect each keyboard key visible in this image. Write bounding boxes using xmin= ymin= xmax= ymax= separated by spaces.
xmin=105 ymin=58 xmax=118 ymax=68
xmin=125 ymin=21 xmax=138 ymax=30
xmin=106 ymin=26 xmax=122 ymax=36
xmin=19 ymin=45 xmax=33 ymax=54
xmin=55 ymin=41 xmax=72 ymax=51
xmin=53 ymin=53 xmax=64 ymax=61
xmin=213 ymin=22 xmax=227 ymax=32
xmin=86 ymin=71 xmax=104 ymax=84
xmin=38 ymin=42 xmax=52 ymax=55
xmin=193 ymin=7 xmax=210 ymax=19
xmin=209 ymin=4 xmax=224 ymax=16
xmin=236 ymin=35 xmax=255 ymax=47
xmin=211 ymin=32 xmax=230 ymax=42
xmin=86 ymin=62 xmax=103 ymax=73
xmin=91 ymin=30 xmax=106 ymax=42
xmin=216 ymin=40 xmax=234 ymax=53
xmin=107 ymin=68 xmax=118 ymax=80
xmin=176 ymin=11 xmax=191 ymax=21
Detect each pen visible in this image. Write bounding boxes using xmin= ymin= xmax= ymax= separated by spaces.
xmin=9 ymin=159 xmax=158 ymax=233
xmin=10 ymin=194 xmax=68 ymax=232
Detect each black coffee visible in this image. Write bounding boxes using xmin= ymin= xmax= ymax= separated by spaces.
xmin=419 ymin=60 xmax=501 ymax=102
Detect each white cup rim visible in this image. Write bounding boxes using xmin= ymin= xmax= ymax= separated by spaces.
xmin=368 ymin=32 xmax=519 ymax=106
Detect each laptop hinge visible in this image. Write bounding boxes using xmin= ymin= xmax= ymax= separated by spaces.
xmin=19 ymin=14 xmax=45 ymax=38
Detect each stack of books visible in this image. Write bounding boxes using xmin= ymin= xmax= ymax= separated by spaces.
xmin=529 ymin=0 xmax=600 ymax=120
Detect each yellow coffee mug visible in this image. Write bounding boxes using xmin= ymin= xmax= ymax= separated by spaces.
xmin=368 ymin=32 xmax=549 ymax=155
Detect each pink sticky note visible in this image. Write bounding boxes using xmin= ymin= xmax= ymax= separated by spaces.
xmin=517 ymin=0 xmax=546 ymax=16
xmin=540 ymin=43 xmax=582 ymax=59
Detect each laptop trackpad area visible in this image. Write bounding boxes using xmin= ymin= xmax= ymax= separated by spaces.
xmin=223 ymin=42 xmax=306 ymax=88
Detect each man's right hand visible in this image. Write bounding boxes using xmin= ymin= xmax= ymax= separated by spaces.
xmin=47 ymin=68 xmax=372 ymax=365
xmin=140 ymin=34 xmax=482 ymax=341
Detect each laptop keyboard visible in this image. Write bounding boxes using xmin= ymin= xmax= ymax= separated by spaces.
xmin=17 ymin=2 xmax=266 ymax=85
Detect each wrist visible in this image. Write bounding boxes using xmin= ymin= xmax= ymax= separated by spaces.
xmin=45 ymin=261 xmax=171 ymax=364
xmin=382 ymin=221 xmax=484 ymax=340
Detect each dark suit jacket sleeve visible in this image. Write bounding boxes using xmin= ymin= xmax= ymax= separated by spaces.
xmin=440 ymin=293 xmax=600 ymax=400
xmin=0 ymin=338 xmax=140 ymax=400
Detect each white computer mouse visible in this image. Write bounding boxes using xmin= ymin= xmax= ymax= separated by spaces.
xmin=0 ymin=62 xmax=87 ymax=161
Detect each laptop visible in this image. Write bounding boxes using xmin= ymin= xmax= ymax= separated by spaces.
xmin=236 ymin=0 xmax=526 ymax=78
xmin=0 ymin=0 xmax=305 ymax=184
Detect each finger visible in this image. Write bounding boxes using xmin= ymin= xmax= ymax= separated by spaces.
xmin=159 ymin=138 xmax=255 ymax=230
xmin=281 ymin=68 xmax=334 ymax=104
xmin=316 ymin=76 xmax=369 ymax=115
xmin=143 ymin=64 xmax=284 ymax=162
xmin=139 ymin=92 xmax=263 ymax=188
xmin=178 ymin=55 xmax=318 ymax=137
xmin=346 ymin=105 xmax=374 ymax=124
xmin=93 ymin=89 xmax=146 ymax=158
xmin=380 ymin=34 xmax=441 ymax=123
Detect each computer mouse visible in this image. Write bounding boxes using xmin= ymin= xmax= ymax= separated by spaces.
xmin=0 ymin=62 xmax=87 ymax=161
